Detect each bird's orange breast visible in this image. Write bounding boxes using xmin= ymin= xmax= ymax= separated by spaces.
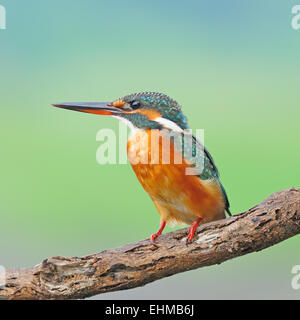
xmin=127 ymin=129 xmax=225 ymax=226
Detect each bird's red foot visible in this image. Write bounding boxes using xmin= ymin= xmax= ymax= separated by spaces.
xmin=150 ymin=233 xmax=159 ymax=243
xmin=186 ymin=218 xmax=202 ymax=243
xmin=150 ymin=221 xmax=166 ymax=244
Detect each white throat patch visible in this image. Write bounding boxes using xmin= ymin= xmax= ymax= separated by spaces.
xmin=155 ymin=117 xmax=184 ymax=132
xmin=113 ymin=116 xmax=138 ymax=136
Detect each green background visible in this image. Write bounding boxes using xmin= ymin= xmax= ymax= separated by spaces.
xmin=0 ymin=0 xmax=299 ymax=299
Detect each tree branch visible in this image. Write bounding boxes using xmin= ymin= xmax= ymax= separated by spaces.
xmin=1 ymin=188 xmax=299 ymax=300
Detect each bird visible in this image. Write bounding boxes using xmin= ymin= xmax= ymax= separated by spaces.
xmin=53 ymin=92 xmax=231 ymax=243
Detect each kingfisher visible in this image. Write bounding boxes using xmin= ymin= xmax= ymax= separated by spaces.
xmin=53 ymin=92 xmax=231 ymax=243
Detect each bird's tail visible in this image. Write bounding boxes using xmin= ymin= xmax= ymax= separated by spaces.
xmin=219 ymin=181 xmax=232 ymax=217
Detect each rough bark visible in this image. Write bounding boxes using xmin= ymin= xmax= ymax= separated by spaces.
xmin=1 ymin=188 xmax=299 ymax=300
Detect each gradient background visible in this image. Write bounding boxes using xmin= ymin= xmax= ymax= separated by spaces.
xmin=0 ymin=0 xmax=299 ymax=299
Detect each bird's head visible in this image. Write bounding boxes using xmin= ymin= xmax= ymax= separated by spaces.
xmin=53 ymin=92 xmax=189 ymax=131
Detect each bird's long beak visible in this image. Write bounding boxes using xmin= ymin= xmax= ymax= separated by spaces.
xmin=52 ymin=102 xmax=121 ymax=116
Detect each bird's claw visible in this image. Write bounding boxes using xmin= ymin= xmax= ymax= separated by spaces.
xmin=150 ymin=233 xmax=159 ymax=244
xmin=186 ymin=234 xmax=194 ymax=244
xmin=185 ymin=217 xmax=201 ymax=244
xmin=150 ymin=221 xmax=166 ymax=245
xmin=186 ymin=229 xmax=198 ymax=244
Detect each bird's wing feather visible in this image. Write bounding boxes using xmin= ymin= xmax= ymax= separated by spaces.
xmin=170 ymin=131 xmax=231 ymax=215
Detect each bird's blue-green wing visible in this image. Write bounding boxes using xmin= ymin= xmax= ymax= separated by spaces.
xmin=170 ymin=131 xmax=231 ymax=216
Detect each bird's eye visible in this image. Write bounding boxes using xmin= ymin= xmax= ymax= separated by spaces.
xmin=131 ymin=101 xmax=141 ymax=110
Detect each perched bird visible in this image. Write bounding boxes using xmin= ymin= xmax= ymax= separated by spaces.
xmin=53 ymin=92 xmax=231 ymax=243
